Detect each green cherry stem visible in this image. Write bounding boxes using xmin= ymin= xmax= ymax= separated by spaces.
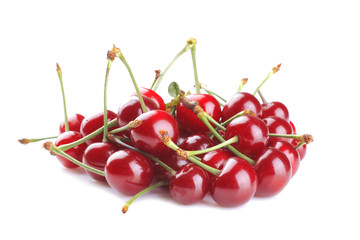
xmin=269 ymin=133 xmax=314 ymax=144
xmin=152 ymin=40 xmax=193 ymax=92
xmin=122 ymin=181 xmax=168 ymax=214
xmin=220 ymin=110 xmax=255 ymax=127
xmin=237 ymin=78 xmax=248 ymax=92
xmin=56 ymin=63 xmax=69 ymax=132
xmin=253 ymin=63 xmax=281 ymax=96
xmin=102 ymin=53 xmax=114 ymax=142
xmin=189 ymin=38 xmax=200 ymax=94
xmin=257 ymin=90 xmax=268 ymax=104
xmin=200 ymin=84 xmax=226 ymax=105
xmin=107 ymin=133 xmax=176 ymax=177
xmin=43 ymin=142 xmax=105 ymax=176
xmin=186 ymin=136 xmax=239 ymax=157
xmin=160 ymin=130 xmax=221 ymax=176
xmin=58 ymin=119 xmax=118 ymax=152
xmin=203 ymin=112 xmax=226 ymax=131
xmin=18 ymin=136 xmax=58 ymax=145
xmin=109 ymin=120 xmax=142 ymax=134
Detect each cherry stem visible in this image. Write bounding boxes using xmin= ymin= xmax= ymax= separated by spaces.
xmin=56 ymin=63 xmax=69 ymax=132
xmin=257 ymin=90 xmax=268 ymax=104
xmin=203 ymin=112 xmax=226 ymax=131
xmin=58 ymin=119 xmax=118 ymax=152
xmin=253 ymin=64 xmax=281 ymax=96
xmin=107 ymin=133 xmax=176 ymax=177
xmin=18 ymin=136 xmax=57 ymax=145
xmin=113 ymin=45 xmax=147 ymax=113
xmin=102 ymin=56 xmax=114 ymax=142
xmin=186 ymin=136 xmax=238 ymax=156
xmin=122 ymin=181 xmax=168 ymax=214
xmin=109 ymin=120 xmax=142 ymax=134
xmin=152 ymin=40 xmax=193 ymax=92
xmin=43 ymin=142 xmax=105 ymax=176
xmin=269 ymin=133 xmax=314 ymax=144
xmin=237 ymin=78 xmax=248 ymax=92
xmin=200 ymin=83 xmax=226 ymax=105
xmin=220 ymin=110 xmax=255 ymax=127
xmin=160 ymin=130 xmax=221 ymax=176
xmin=189 ymin=38 xmax=200 ymax=94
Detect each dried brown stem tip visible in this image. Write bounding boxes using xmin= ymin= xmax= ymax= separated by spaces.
xmin=128 ymin=120 xmax=142 ymax=129
xmin=42 ymin=142 xmax=56 ymax=156
xmin=243 ymin=109 xmax=255 ymax=117
xmin=302 ymin=134 xmax=314 ymax=144
xmin=122 ymin=205 xmax=129 ymax=214
xmin=155 ymin=69 xmax=161 ymax=80
xmin=241 ymin=78 xmax=248 ymax=85
xmin=107 ymin=50 xmax=116 ymax=61
xmin=187 ymin=38 xmax=197 ymax=45
xmin=180 ymin=97 xmax=199 ymax=110
xmin=18 ymin=138 xmax=30 ymax=145
xmin=159 ymin=130 xmax=170 ymax=143
xmin=176 ymin=148 xmax=188 ymax=160
xmin=272 ymin=63 xmax=282 ymax=74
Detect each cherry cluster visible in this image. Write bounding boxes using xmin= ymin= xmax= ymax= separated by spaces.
xmin=20 ymin=39 xmax=313 ymax=213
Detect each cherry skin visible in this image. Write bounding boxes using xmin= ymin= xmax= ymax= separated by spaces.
xmin=221 ymin=92 xmax=262 ymax=122
xmin=263 ymin=116 xmax=293 ymax=146
xmin=152 ymin=152 xmax=189 ymax=182
xmin=176 ymin=94 xmax=221 ymax=134
xmin=201 ymin=149 xmax=234 ymax=181
xmin=260 ymin=101 xmax=289 ymax=121
xmin=169 ymin=163 xmax=210 ymax=205
xmin=131 ymin=87 xmax=166 ymax=111
xmin=177 ymin=128 xmax=192 ymax=145
xmin=270 ymin=140 xmax=300 ymax=177
xmin=210 ymin=157 xmax=257 ymax=207
xmin=55 ymin=131 xmax=87 ymax=168
xmin=179 ymin=134 xmax=215 ymax=158
xmin=82 ymin=142 xmax=121 ymax=182
xmin=130 ymin=110 xmax=179 ymax=156
xmin=224 ymin=115 xmax=269 ymax=157
xmin=117 ymin=96 xmax=159 ymax=138
xmin=80 ymin=110 xmax=118 ymax=145
xmin=254 ymin=147 xmax=292 ymax=197
xmin=59 ymin=113 xmax=85 ymax=134
xmin=105 ymin=149 xmax=153 ymax=196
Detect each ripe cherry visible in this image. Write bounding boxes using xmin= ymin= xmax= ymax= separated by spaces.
xmin=210 ymin=157 xmax=257 ymax=207
xmin=254 ymin=147 xmax=292 ymax=197
xmin=59 ymin=113 xmax=85 ymax=134
xmin=131 ymin=87 xmax=166 ymax=111
xmin=176 ymin=94 xmax=221 ymax=134
xmin=179 ymin=134 xmax=215 ymax=158
xmin=201 ymin=149 xmax=234 ymax=181
xmin=221 ymin=92 xmax=262 ymax=122
xmin=130 ymin=110 xmax=179 ymax=156
xmin=270 ymin=140 xmax=300 ymax=177
xmin=224 ymin=115 xmax=269 ymax=157
xmin=80 ymin=111 xmax=118 ymax=145
xmin=263 ymin=116 xmax=293 ymax=145
xmin=82 ymin=142 xmax=121 ymax=181
xmin=54 ymin=131 xmax=87 ymax=168
xmin=105 ymin=149 xmax=153 ymax=196
xmin=260 ymin=101 xmax=289 ymax=121
xmin=169 ymin=163 xmax=210 ymax=205
xmin=152 ymin=152 xmax=189 ymax=182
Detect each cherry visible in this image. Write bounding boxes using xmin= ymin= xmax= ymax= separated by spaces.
xmin=82 ymin=142 xmax=121 ymax=181
xmin=176 ymin=94 xmax=221 ymax=134
xmin=254 ymin=147 xmax=292 ymax=197
xmin=130 ymin=110 xmax=179 ymax=156
xmin=169 ymin=163 xmax=210 ymax=205
xmin=131 ymin=87 xmax=166 ymax=111
xmin=152 ymin=152 xmax=189 ymax=182
xmin=80 ymin=110 xmax=118 ymax=145
xmin=201 ymin=149 xmax=234 ymax=181
xmin=117 ymin=96 xmax=159 ymax=138
xmin=270 ymin=140 xmax=300 ymax=177
xmin=105 ymin=149 xmax=153 ymax=196
xmin=179 ymin=134 xmax=215 ymax=158
xmin=260 ymin=101 xmax=289 ymax=121
xmin=177 ymin=128 xmax=192 ymax=145
xmin=210 ymin=157 xmax=257 ymax=207
xmin=224 ymin=115 xmax=269 ymax=157
xmin=263 ymin=116 xmax=293 ymax=145
xmin=221 ymin=92 xmax=262 ymax=122
xmin=54 ymin=131 xmax=87 ymax=168
xmin=59 ymin=113 xmax=85 ymax=134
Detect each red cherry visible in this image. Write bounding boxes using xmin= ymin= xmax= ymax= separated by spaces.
xmin=80 ymin=111 xmax=118 ymax=145
xmin=201 ymin=149 xmax=234 ymax=181
xmin=270 ymin=140 xmax=300 ymax=177
xmin=169 ymin=163 xmax=210 ymax=205
xmin=179 ymin=134 xmax=215 ymax=158
xmin=210 ymin=157 xmax=257 ymax=207
xmin=117 ymin=96 xmax=159 ymax=138
xmin=224 ymin=115 xmax=269 ymax=157
xmin=152 ymin=152 xmax=189 ymax=182
xmin=176 ymin=94 xmax=221 ymax=134
xmin=130 ymin=110 xmax=179 ymax=156
xmin=55 ymin=131 xmax=87 ymax=168
xmin=260 ymin=101 xmax=289 ymax=121
xmin=131 ymin=87 xmax=166 ymax=111
xmin=59 ymin=113 xmax=85 ymax=134
xmin=254 ymin=147 xmax=292 ymax=197
xmin=105 ymin=149 xmax=153 ymax=196
xmin=263 ymin=116 xmax=293 ymax=145
xmin=177 ymin=128 xmax=192 ymax=145
xmin=221 ymin=92 xmax=262 ymax=122
xmin=82 ymin=142 xmax=121 ymax=181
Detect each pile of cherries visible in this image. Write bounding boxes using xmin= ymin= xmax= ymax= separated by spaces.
xmin=20 ymin=39 xmax=312 ymax=213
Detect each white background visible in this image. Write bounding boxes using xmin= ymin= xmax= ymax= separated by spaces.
xmin=1 ymin=0 xmax=359 ymax=239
